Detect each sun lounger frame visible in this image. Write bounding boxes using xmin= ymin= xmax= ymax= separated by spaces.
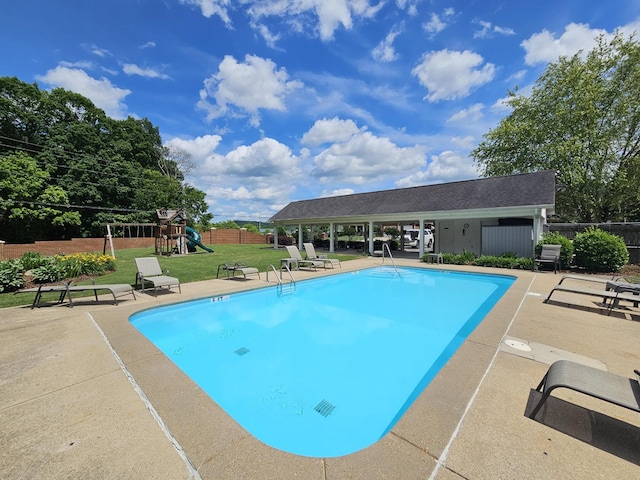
xmin=529 ymin=360 xmax=640 ymax=419
xmin=18 ymin=282 xmax=136 ymax=309
xmin=544 ymin=283 xmax=640 ymax=314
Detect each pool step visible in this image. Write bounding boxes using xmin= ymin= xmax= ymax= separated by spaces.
xmin=277 ymin=283 xmax=297 ymax=297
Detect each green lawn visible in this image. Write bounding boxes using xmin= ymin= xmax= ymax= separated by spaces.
xmin=2 ymin=243 xmax=359 ymax=308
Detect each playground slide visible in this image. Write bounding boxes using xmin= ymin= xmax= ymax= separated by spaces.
xmin=186 ymin=226 xmax=214 ymax=253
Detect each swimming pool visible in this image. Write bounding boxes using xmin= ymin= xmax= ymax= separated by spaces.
xmin=130 ymin=266 xmax=514 ymax=457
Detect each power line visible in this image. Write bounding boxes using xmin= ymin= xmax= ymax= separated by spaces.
xmin=6 ymin=199 xmax=152 ymax=213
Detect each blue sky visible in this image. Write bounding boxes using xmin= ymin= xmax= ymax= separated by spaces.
xmin=3 ymin=1 xmax=640 ymax=223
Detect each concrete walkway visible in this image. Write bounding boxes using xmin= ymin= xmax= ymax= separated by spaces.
xmin=1 ymin=257 xmax=640 ymax=479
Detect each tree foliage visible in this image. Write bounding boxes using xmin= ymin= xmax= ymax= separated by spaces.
xmin=472 ymin=34 xmax=640 ymax=222
xmin=0 ymin=76 xmax=211 ymax=242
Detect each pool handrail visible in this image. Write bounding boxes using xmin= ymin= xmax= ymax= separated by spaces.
xmin=381 ymin=243 xmax=399 ymax=274
xmin=266 ymin=264 xmax=296 ymax=285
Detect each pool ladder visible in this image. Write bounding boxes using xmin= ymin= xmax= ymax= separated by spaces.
xmin=380 ymin=243 xmax=399 ymax=274
xmin=266 ymin=264 xmax=296 ymax=285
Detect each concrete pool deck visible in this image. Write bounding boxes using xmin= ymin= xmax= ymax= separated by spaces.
xmin=2 ymin=256 xmax=640 ymax=479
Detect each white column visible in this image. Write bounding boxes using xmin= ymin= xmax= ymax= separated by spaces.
xmin=330 ymin=223 xmax=335 ymax=253
xmin=298 ymin=223 xmax=303 ymax=249
xmin=419 ymin=218 xmax=425 ymax=257
xmin=368 ymin=220 xmax=374 ymax=255
xmin=273 ymin=227 xmax=278 ymax=249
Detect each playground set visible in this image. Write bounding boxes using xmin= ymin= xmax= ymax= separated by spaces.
xmin=104 ymin=209 xmax=213 ymax=258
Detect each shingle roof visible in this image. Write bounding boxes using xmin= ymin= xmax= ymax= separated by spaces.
xmin=269 ymin=170 xmax=555 ymax=223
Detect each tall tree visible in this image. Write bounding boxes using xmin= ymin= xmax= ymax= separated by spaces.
xmin=0 ymin=76 xmax=212 ymax=240
xmin=0 ymin=152 xmax=81 ymax=242
xmin=472 ymin=34 xmax=640 ymax=222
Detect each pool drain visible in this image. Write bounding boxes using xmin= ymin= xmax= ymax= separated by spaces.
xmin=234 ymin=347 xmax=250 ymax=356
xmin=314 ymin=400 xmax=335 ymax=417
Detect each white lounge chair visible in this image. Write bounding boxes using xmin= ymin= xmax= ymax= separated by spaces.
xmin=303 ymin=243 xmax=340 ymax=268
xmin=284 ymin=246 xmax=324 ymax=271
xmin=134 ymin=257 xmax=181 ymax=295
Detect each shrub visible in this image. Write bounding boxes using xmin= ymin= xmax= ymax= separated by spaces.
xmin=513 ymin=257 xmax=535 ymax=270
xmin=57 ymin=253 xmax=116 ymax=276
xmin=431 ymin=251 xmax=477 ymax=265
xmin=573 ymin=227 xmax=629 ymax=272
xmin=473 ymin=255 xmax=516 ymax=268
xmin=277 ymin=236 xmax=293 ymax=246
xmin=536 ymin=232 xmax=573 ymax=269
xmin=0 ymin=259 xmax=25 ymax=292
xmin=19 ymin=251 xmax=48 ymax=270
xmin=31 ymin=260 xmax=66 ymax=283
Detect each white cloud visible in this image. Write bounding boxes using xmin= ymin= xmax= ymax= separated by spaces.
xmin=473 ymin=20 xmax=515 ymax=39
xmin=395 ymin=0 xmax=419 ymax=16
xmin=179 ymin=0 xmax=232 ymax=24
xmin=521 ymin=22 xmax=607 ymax=65
xmin=36 ymin=66 xmax=131 ymax=118
xmin=122 ymin=63 xmax=171 ymax=79
xmin=321 ymin=188 xmax=355 ymax=197
xmin=422 ymin=8 xmax=455 ymax=37
xmin=83 ymin=44 xmax=112 ymax=58
xmin=196 ymin=137 xmax=302 ymax=217
xmin=185 ymin=0 xmax=385 ymax=42
xmin=395 ymin=150 xmax=479 ymax=186
xmin=311 ymin=131 xmax=426 ymax=184
xmin=302 ymin=117 xmax=366 ymax=146
xmin=164 ymin=134 xmax=223 ymax=162
xmin=506 ymin=69 xmax=527 ymax=83
xmin=412 ymin=49 xmax=495 ymax=102
xmin=140 ymin=41 xmax=156 ymax=49
xmin=372 ymin=24 xmax=403 ymax=62
xmin=59 ymin=60 xmax=94 ymax=70
xmin=451 ymin=136 xmax=475 ymax=150
xmin=446 ymin=103 xmax=484 ymax=124
xmin=201 ymin=137 xmax=301 ymax=180
xmin=197 ymin=54 xmax=303 ymax=126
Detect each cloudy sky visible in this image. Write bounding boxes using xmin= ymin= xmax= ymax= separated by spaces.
xmin=3 ymin=1 xmax=640 ymax=222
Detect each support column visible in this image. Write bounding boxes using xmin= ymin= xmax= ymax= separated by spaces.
xmin=330 ymin=223 xmax=335 ymax=253
xmin=298 ymin=223 xmax=303 ymax=250
xmin=419 ymin=218 xmax=425 ymax=257
xmin=368 ymin=220 xmax=374 ymax=255
xmin=532 ymin=208 xmax=546 ymax=256
xmin=273 ymin=226 xmax=278 ymax=249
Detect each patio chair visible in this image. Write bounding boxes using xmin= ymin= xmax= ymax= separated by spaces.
xmin=529 ymin=360 xmax=640 ymax=419
xmin=303 ymin=243 xmax=341 ymax=268
xmin=134 ymin=257 xmax=181 ymax=295
xmin=535 ymin=244 xmax=561 ymax=273
xmin=285 ymin=246 xmax=324 ymax=271
xmin=216 ymin=263 xmax=260 ymax=280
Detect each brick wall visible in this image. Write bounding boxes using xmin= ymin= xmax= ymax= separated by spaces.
xmin=0 ymin=229 xmax=269 ymax=260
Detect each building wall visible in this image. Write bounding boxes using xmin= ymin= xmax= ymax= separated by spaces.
xmin=0 ymin=229 xmax=269 ymax=260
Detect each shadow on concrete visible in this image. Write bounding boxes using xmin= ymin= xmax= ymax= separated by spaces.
xmin=525 ymin=389 xmax=640 ymax=465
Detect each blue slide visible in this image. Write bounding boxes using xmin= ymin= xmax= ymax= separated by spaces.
xmin=186 ymin=226 xmax=214 ymax=253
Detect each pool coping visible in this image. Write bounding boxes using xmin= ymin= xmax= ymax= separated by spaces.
xmin=3 ymin=256 xmax=640 ymax=479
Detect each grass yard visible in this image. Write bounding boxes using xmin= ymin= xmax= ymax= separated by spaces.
xmin=2 ymin=243 xmax=359 ymax=309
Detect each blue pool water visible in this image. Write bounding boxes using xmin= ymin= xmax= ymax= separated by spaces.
xmin=130 ymin=266 xmax=514 ymax=457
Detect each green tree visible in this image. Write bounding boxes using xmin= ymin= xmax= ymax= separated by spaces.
xmin=0 ymin=76 xmax=213 ymax=240
xmin=213 ymin=220 xmax=241 ymax=229
xmin=472 ymin=33 xmax=640 ymax=222
xmin=0 ymin=152 xmax=81 ymax=242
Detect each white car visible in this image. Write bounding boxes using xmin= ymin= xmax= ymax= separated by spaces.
xmin=404 ymin=229 xmax=434 ymax=249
